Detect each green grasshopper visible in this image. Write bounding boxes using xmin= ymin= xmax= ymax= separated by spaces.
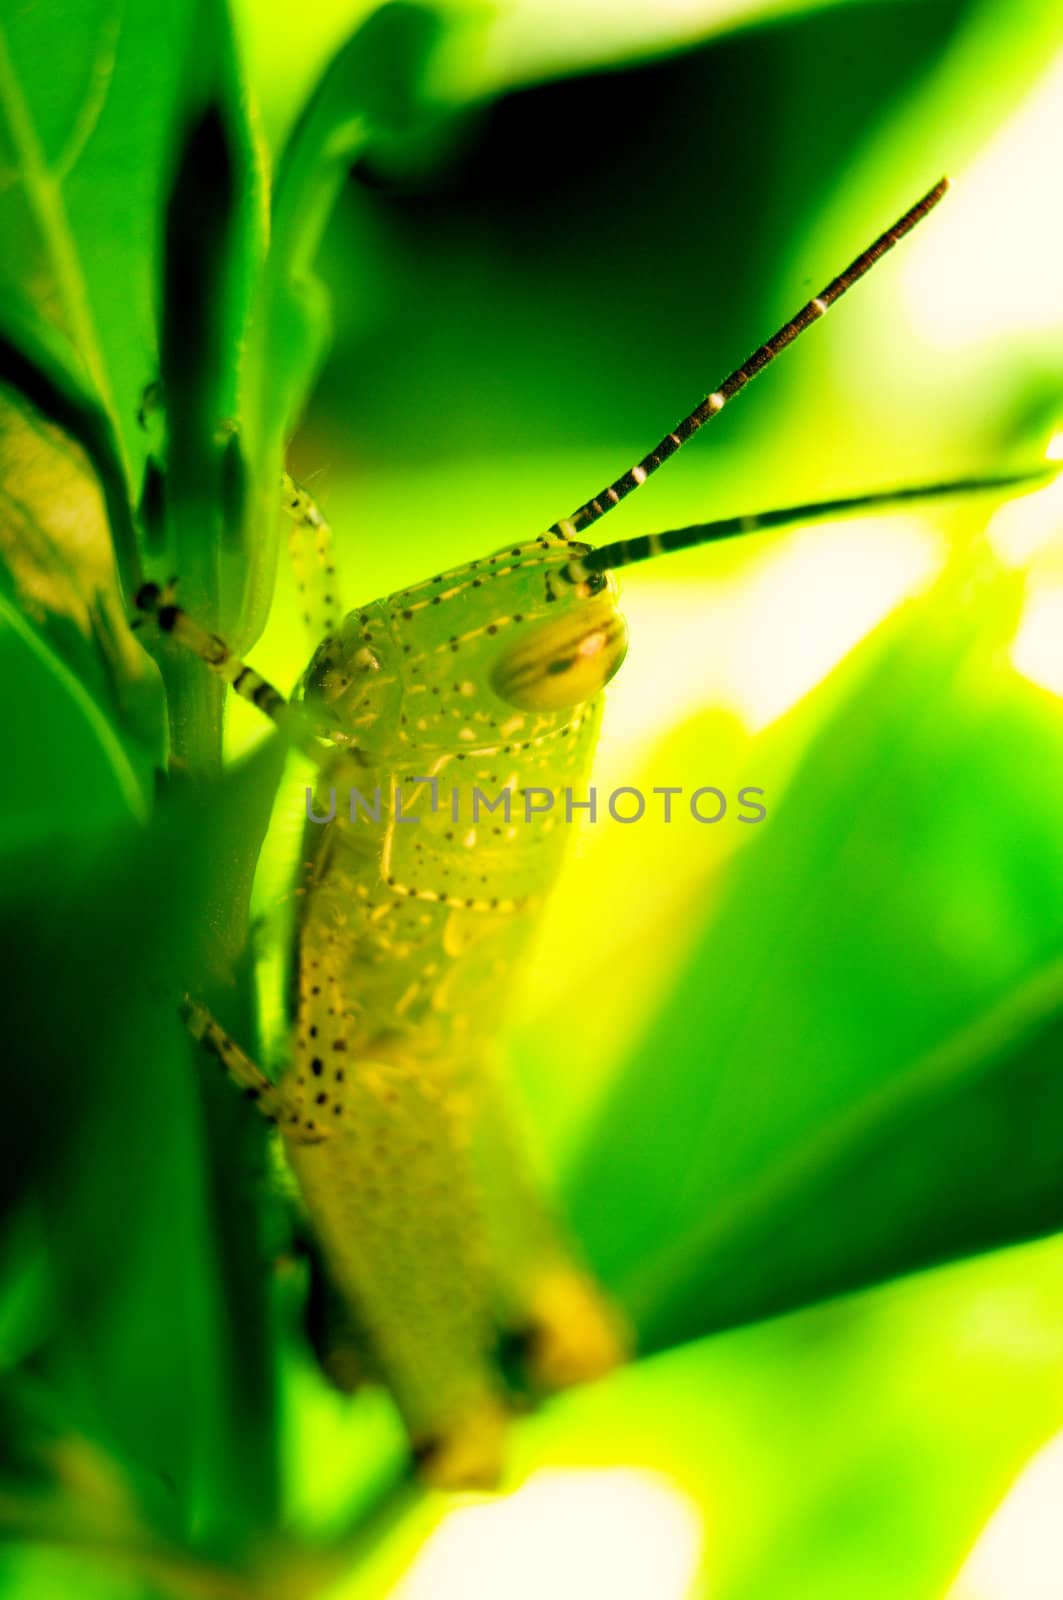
xmin=134 ymin=177 xmax=1048 ymax=1488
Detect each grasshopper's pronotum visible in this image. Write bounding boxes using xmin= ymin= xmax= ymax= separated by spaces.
xmin=135 ymin=177 xmax=1051 ymax=1488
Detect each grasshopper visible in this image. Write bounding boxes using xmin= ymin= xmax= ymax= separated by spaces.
xmin=134 ymin=177 xmax=1048 ymax=1488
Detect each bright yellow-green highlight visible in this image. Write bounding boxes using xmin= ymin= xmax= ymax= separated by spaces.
xmin=387 ymin=1469 xmax=703 ymax=1600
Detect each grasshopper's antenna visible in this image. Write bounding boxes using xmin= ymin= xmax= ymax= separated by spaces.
xmin=565 ymin=467 xmax=1057 ymax=579
xmin=548 ymin=178 xmax=950 ymax=542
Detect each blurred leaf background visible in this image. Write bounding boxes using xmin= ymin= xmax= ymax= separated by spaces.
xmin=2 ymin=0 xmax=1063 ymax=1596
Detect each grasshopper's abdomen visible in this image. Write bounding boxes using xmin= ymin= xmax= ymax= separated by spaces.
xmin=278 ymin=544 xmax=630 ymax=1484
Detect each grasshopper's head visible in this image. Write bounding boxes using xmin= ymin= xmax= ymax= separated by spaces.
xmin=298 ymin=536 xmax=628 ymax=759
xmin=480 ymin=538 xmax=629 ymax=713
xmin=387 ymin=536 xmax=628 ymax=757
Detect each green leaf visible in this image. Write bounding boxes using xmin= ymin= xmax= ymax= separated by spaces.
xmin=0 ymin=743 xmax=290 ymax=1556
xmin=567 ymin=540 xmax=1063 ymax=1351
xmin=0 ymin=592 xmax=147 ymax=841
xmin=0 ymin=0 xmax=268 ymax=661
xmin=0 ymin=383 xmax=163 ymax=800
xmin=156 ymin=15 xmax=267 ymax=641
xmin=234 ymin=0 xmax=885 ymax=152
xmin=0 ymin=599 xmax=287 ymax=1552
xmin=0 ymin=323 xmax=139 ymax=592
xmin=238 ymin=3 xmax=450 ymax=647
xmin=491 ymin=1234 xmax=1063 ymax=1600
xmin=0 ymin=0 xmax=197 ymax=503
xmin=460 ymin=0 xmax=884 ymax=98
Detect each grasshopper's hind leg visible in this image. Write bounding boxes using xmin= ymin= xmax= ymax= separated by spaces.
xmin=468 ymin=1060 xmax=630 ymax=1395
xmin=280 ymin=1045 xmax=510 ymax=1489
xmin=303 ymin=1242 xmax=373 ymax=1396
xmin=278 ymin=925 xmax=511 ymax=1487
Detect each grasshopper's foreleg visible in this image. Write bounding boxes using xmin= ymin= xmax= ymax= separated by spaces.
xmin=133 ymin=581 xmax=286 ymax=721
xmin=282 ymin=471 xmax=343 ymax=649
xmin=132 ymin=580 xmax=332 ymax=767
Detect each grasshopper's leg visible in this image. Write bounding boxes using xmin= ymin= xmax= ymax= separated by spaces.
xmin=133 ymin=580 xmax=330 ymax=765
xmin=304 ymin=1242 xmax=374 ymax=1396
xmin=182 ymin=997 xmax=342 ymax=1154
xmin=282 ymin=471 xmax=342 ymax=648
xmin=180 ymin=997 xmax=285 ymax=1123
xmin=467 ymin=1058 xmax=630 ymax=1393
xmin=280 ymin=1049 xmax=510 ymax=1489
xmin=278 ymin=932 xmax=509 ymax=1488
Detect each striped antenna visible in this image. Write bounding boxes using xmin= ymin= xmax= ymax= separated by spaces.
xmin=548 ymin=178 xmax=950 ymax=541
xmin=570 ymin=468 xmax=1057 ymax=579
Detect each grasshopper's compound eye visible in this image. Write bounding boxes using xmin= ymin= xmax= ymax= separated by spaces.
xmin=490 ymin=597 xmax=628 ymax=711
